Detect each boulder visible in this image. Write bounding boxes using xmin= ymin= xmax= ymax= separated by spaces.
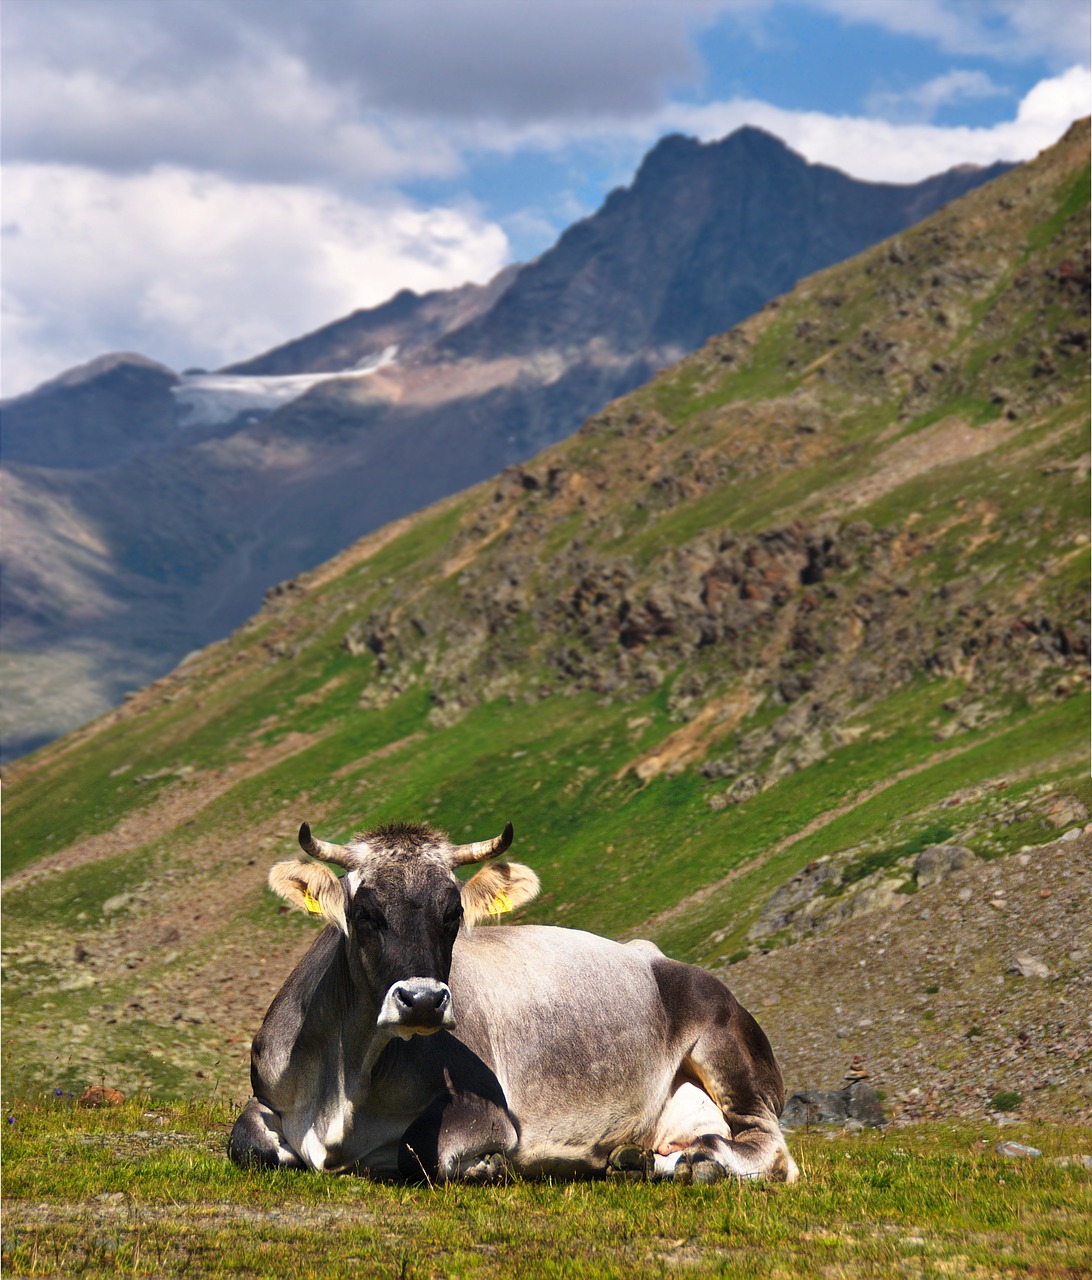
xmin=913 ymin=844 xmax=976 ymax=888
xmin=747 ymin=858 xmax=836 ymax=939
xmin=851 ymin=878 xmax=909 ymax=918
xmin=1009 ymin=954 xmax=1051 ymax=979
xmin=780 ymin=1081 xmax=885 ymax=1129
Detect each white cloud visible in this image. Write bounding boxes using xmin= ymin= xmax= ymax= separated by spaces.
xmin=0 ymin=166 xmax=510 ymax=397
xmin=659 ymin=65 xmax=1091 ymax=182
xmin=809 ymin=0 xmax=1091 ymax=64
xmin=865 ymin=70 xmax=1009 ymax=123
xmin=2 ymin=46 xmax=464 ymax=189
xmin=2 ymin=0 xmax=717 ymax=179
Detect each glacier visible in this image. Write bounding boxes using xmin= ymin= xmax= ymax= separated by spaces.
xmin=173 ymin=346 xmax=398 ymax=427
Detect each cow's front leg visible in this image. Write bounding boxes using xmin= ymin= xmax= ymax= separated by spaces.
xmin=228 ymin=1098 xmax=305 ymax=1170
xmin=398 ymin=1089 xmax=517 ymax=1184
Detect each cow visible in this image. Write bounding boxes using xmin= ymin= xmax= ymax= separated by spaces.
xmin=229 ymin=819 xmax=799 ymax=1185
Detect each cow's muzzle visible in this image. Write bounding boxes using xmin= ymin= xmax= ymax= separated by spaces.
xmin=377 ymin=978 xmax=455 ymax=1037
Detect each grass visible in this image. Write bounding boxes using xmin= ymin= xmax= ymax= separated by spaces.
xmin=665 ymin=692 xmax=1089 ymax=966
xmin=2 ymin=1097 xmax=1089 ymax=1278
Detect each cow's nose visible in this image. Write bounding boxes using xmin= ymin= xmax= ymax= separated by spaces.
xmin=377 ymin=978 xmax=455 ymax=1034
xmin=393 ymin=983 xmax=450 ymax=1017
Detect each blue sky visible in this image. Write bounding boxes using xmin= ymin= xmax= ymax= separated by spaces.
xmin=2 ymin=0 xmax=1088 ymax=397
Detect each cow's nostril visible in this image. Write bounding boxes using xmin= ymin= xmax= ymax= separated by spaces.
xmin=394 ymin=984 xmax=449 ymax=1014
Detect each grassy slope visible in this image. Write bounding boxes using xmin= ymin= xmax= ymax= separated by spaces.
xmin=1 ymin=122 xmax=1088 ymax=1100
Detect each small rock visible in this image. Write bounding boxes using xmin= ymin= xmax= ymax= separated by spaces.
xmin=1050 ymin=1155 xmax=1092 ymax=1170
xmin=996 ymin=1141 xmax=1041 ymax=1159
xmin=1059 ymin=827 xmax=1082 ymax=842
xmin=990 ymin=899 xmax=1006 ymax=911
xmin=1010 ymin=955 xmax=1051 ymax=979
xmin=78 ymin=1086 xmax=125 ymax=1108
xmin=957 ymin=887 xmax=973 ymax=902
xmin=1038 ymin=793 xmax=1089 ymax=828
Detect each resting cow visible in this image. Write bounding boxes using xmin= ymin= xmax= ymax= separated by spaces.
xmin=229 ymin=820 xmax=798 ymax=1184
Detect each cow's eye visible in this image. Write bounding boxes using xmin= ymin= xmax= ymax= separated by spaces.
xmin=354 ymin=903 xmax=386 ymax=932
xmin=442 ymin=903 xmax=463 ymax=932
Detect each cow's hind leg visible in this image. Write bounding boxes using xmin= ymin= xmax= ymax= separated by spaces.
xmin=660 ymin=1123 xmax=795 ymax=1185
xmin=399 ymin=1088 xmax=517 ymax=1184
xmin=228 ymin=1098 xmax=305 ymax=1170
xmin=651 ymin=964 xmax=799 ymax=1184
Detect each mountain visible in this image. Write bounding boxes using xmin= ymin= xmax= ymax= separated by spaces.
xmin=1 ymin=119 xmax=1087 ymax=1111
xmin=0 ymin=127 xmax=1012 ymax=760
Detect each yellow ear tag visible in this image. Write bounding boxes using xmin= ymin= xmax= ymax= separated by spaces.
xmin=302 ymin=888 xmax=323 ymax=915
xmin=487 ymin=889 xmax=514 ymax=917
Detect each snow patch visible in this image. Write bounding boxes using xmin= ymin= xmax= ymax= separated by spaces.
xmin=172 ymin=346 xmax=397 ymax=426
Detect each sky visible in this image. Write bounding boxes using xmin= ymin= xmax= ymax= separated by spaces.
xmin=2 ymin=0 xmax=1089 ymax=399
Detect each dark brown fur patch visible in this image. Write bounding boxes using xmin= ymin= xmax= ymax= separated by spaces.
xmin=355 ymin=822 xmax=443 ymax=856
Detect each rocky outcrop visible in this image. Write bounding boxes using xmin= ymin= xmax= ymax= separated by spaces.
xmin=781 ymin=1081 xmax=886 ymax=1129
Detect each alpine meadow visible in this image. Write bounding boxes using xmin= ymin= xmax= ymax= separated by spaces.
xmin=2 ymin=120 xmax=1090 ymax=1278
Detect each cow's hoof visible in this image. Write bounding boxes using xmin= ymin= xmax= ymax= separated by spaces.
xmin=673 ymin=1154 xmax=724 ymax=1185
xmin=457 ymin=1152 xmax=508 ymax=1185
xmin=608 ymin=1145 xmax=652 ymax=1178
xmin=690 ymin=1156 xmax=724 ymax=1185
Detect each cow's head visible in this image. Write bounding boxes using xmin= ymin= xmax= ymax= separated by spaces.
xmin=268 ymin=820 xmax=538 ymax=1036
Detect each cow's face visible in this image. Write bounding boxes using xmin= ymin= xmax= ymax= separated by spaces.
xmin=268 ymin=821 xmax=539 ymax=1037
xmin=346 ymin=855 xmax=464 ymax=1037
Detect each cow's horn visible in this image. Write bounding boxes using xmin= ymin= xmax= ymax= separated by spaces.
xmin=449 ymin=821 xmax=514 ymax=867
xmin=298 ymin=822 xmax=358 ymax=869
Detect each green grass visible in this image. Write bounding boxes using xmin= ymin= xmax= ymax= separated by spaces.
xmin=2 ymin=1097 xmax=1089 ymax=1279
xmin=1026 ymin=163 xmax=1091 ymax=254
xmin=665 ymin=691 xmax=1089 ymax=966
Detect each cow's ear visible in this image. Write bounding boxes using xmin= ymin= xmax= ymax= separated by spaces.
xmin=461 ymin=861 xmax=540 ymax=925
xmin=268 ymin=859 xmax=348 ymax=934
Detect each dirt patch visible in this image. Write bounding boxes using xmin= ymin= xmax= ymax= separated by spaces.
xmin=616 ymin=689 xmax=762 ymax=782
xmin=812 ymin=416 xmax=1012 ymax=517
xmin=302 ymin=516 xmax=419 ymax=591
xmin=441 ymin=507 xmax=518 ymax=579
xmin=332 ymin=732 xmax=428 ymax=779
